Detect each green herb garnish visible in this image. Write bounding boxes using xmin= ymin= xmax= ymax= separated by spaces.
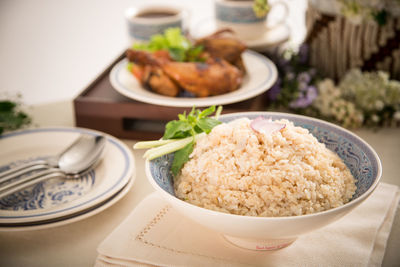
xmin=134 ymin=106 xmax=222 ymax=176
xmin=0 ymin=100 xmax=31 ymax=135
xmin=132 ymin=27 xmax=204 ymax=62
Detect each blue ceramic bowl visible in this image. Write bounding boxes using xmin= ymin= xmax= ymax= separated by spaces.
xmin=145 ymin=112 xmax=382 ymax=250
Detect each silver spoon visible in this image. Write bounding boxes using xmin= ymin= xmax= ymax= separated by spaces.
xmin=0 ymin=134 xmax=106 ymax=198
xmin=0 ymin=134 xmax=106 ymax=181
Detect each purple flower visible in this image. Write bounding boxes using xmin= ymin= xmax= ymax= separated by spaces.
xmin=298 ymin=44 xmax=309 ymax=64
xmin=308 ymin=68 xmax=317 ymax=76
xmin=282 ymin=65 xmax=294 ymax=75
xmin=289 ymin=85 xmax=318 ymax=109
xmin=289 ymin=97 xmax=310 ymax=109
xmin=299 ymin=81 xmax=308 ymax=91
xmin=306 ymin=85 xmax=318 ymax=101
xmin=277 ymin=57 xmax=290 ymax=69
xmin=267 ymin=78 xmax=282 ymax=101
xmin=286 ymin=72 xmax=296 ymax=81
xmin=298 ymin=72 xmax=311 ymax=84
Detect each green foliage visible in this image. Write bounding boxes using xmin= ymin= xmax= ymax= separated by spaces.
xmin=253 ymin=0 xmax=270 ymax=18
xmin=132 ymin=27 xmax=204 ymax=62
xmin=373 ymin=10 xmax=387 ymax=26
xmin=163 ymin=106 xmax=222 ymax=176
xmin=171 ymin=141 xmax=194 ymax=177
xmin=0 ymin=100 xmax=31 ymax=135
xmin=163 ymin=106 xmax=222 ymax=140
xmin=134 ymin=106 xmax=222 ymax=177
xmin=338 ymin=0 xmax=396 ymax=25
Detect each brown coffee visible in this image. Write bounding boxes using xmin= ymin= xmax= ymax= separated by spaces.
xmin=136 ymin=11 xmax=177 ymax=18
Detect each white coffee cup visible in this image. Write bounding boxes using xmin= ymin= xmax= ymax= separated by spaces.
xmin=125 ymin=5 xmax=188 ymax=41
xmin=214 ymin=0 xmax=289 ymax=40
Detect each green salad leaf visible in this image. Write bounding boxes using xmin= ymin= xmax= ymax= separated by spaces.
xmin=134 ymin=106 xmax=223 ymax=176
xmin=132 ymin=27 xmax=204 ymax=62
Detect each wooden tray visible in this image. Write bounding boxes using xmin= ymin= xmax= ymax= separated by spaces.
xmin=73 ymin=51 xmax=270 ymax=140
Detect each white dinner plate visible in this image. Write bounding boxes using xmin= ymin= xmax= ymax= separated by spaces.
xmin=0 ymin=127 xmax=135 ymax=225
xmin=109 ymin=50 xmax=277 ymax=107
xmin=191 ymin=17 xmax=291 ymax=52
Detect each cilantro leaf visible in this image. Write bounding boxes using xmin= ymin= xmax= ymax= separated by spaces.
xmin=163 ymin=120 xmax=192 ymax=139
xmin=166 ymin=106 xmax=221 ymax=175
xmin=198 ymin=105 xmax=216 ymax=118
xmin=171 ymin=141 xmax=194 ymax=176
xmin=197 ymin=117 xmax=222 ymax=134
xmin=135 ymin=105 xmax=223 ymax=177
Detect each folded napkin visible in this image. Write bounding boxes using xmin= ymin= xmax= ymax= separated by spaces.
xmin=96 ymin=183 xmax=399 ymax=267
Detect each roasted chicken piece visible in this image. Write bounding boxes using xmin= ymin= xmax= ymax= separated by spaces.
xmin=144 ymin=66 xmax=180 ymax=97
xmin=162 ymin=58 xmax=243 ymax=97
xmin=195 ymin=29 xmax=247 ymax=73
xmin=126 ymin=49 xmax=243 ymax=97
xmin=126 ymin=29 xmax=246 ymax=97
xmin=127 ymin=50 xmax=180 ymax=97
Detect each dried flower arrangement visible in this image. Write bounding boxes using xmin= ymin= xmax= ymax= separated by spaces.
xmin=267 ymin=45 xmax=400 ymax=128
xmin=337 ymin=0 xmax=400 ymax=25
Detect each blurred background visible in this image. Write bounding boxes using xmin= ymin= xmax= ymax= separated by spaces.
xmin=0 ymin=0 xmax=306 ymax=105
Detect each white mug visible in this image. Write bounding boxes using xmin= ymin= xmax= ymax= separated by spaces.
xmin=214 ymin=0 xmax=289 ymax=40
xmin=125 ymin=5 xmax=188 ymax=41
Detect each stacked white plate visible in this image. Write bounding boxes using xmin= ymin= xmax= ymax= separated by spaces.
xmin=0 ymin=127 xmax=135 ymax=231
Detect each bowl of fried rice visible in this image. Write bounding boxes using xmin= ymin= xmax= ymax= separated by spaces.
xmin=145 ymin=112 xmax=382 ymax=250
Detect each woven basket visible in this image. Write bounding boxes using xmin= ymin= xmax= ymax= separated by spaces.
xmin=305 ymin=0 xmax=400 ymax=81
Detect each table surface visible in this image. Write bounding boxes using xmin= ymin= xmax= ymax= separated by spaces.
xmin=0 ymin=0 xmax=306 ymax=106
xmin=0 ymin=102 xmax=399 ymax=267
xmin=0 ymin=0 xmax=399 ymax=266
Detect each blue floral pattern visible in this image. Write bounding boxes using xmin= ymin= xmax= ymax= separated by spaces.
xmin=128 ymin=21 xmax=182 ymax=41
xmin=215 ymin=3 xmax=265 ymax=23
xmin=150 ymin=154 xmax=175 ymax=195
xmin=0 ymin=157 xmax=96 ymax=211
xmin=149 ymin=113 xmax=380 ymax=202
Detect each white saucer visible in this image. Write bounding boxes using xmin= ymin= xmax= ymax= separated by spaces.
xmin=191 ymin=17 xmax=291 ymax=52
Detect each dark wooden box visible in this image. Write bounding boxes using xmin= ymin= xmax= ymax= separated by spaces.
xmin=74 ymin=52 xmax=270 ymax=140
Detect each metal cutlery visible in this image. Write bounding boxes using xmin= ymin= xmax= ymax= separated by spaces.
xmin=0 ymin=134 xmax=106 ymax=199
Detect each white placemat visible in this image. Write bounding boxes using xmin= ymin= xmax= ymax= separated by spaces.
xmin=96 ymin=183 xmax=399 ymax=267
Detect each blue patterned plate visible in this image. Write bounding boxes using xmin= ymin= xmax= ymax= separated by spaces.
xmin=0 ymin=175 xmax=134 ymax=231
xmin=110 ymin=50 xmax=277 ymax=107
xmin=0 ymin=127 xmax=135 ymax=225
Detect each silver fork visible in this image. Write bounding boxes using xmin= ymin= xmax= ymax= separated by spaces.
xmin=0 ymin=165 xmax=95 ymax=199
xmin=0 ymin=161 xmax=54 ymax=184
xmin=0 ymin=134 xmax=106 ymax=199
xmin=0 ymin=168 xmax=65 ymax=199
xmin=0 ymin=134 xmax=103 ymax=184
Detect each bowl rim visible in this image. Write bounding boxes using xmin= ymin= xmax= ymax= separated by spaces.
xmin=146 ymin=112 xmax=383 ymax=221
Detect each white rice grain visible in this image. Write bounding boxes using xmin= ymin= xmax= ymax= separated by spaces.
xmin=174 ymin=118 xmax=357 ymax=217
